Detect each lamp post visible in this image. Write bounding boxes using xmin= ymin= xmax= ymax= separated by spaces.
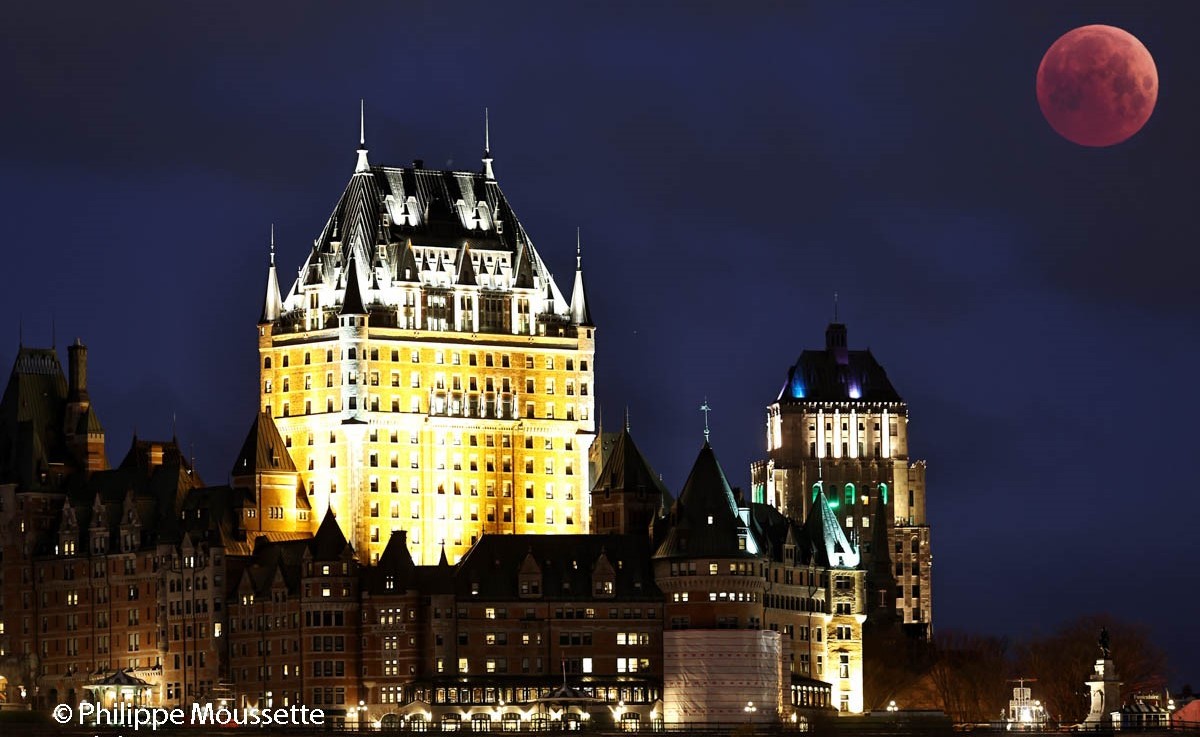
xmin=358 ymin=700 xmax=367 ymax=731
xmin=745 ymin=700 xmax=757 ymax=724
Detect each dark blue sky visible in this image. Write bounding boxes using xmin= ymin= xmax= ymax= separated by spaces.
xmin=3 ymin=2 xmax=1196 ymax=682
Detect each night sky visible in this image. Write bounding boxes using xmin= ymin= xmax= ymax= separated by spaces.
xmin=3 ymin=2 xmax=1196 ymax=682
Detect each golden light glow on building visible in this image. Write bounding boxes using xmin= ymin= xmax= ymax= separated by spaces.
xmin=257 ymin=133 xmax=596 ymax=565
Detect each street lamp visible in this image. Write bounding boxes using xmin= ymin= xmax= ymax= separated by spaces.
xmin=358 ymin=700 xmax=367 ymax=731
xmin=887 ymin=700 xmax=899 ymax=713
xmin=745 ymin=701 xmax=757 ymax=723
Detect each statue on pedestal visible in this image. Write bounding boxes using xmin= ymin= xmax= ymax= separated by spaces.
xmin=1099 ymin=627 xmax=1111 ymax=659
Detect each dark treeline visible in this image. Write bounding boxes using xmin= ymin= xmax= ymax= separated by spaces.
xmin=863 ymin=614 xmax=1168 ymax=724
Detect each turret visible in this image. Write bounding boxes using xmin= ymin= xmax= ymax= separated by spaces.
xmin=67 ymin=338 xmax=89 ymax=404
xmin=482 ymin=107 xmax=495 ymax=180
xmin=261 ymin=225 xmax=284 ymax=324
xmin=355 ymin=99 xmax=370 ymax=174
xmin=570 ymin=229 xmax=592 ymax=326
xmin=64 ymin=338 xmax=107 ymax=472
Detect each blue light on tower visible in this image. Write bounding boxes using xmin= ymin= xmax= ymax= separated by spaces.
xmin=791 ymin=374 xmax=806 ymax=398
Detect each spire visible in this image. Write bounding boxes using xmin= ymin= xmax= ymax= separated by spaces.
xmin=261 ymin=224 xmax=284 ymax=324
xmin=569 ymin=228 xmax=592 ymax=325
xmin=340 ymin=252 xmax=367 ymax=315
xmin=699 ymin=397 xmax=712 ymax=443
xmin=803 ymin=485 xmax=860 ymax=568
xmin=355 ymin=99 xmax=370 ymax=174
xmin=482 ymin=107 xmax=495 ymax=180
xmin=624 ymin=405 xmax=630 ymax=432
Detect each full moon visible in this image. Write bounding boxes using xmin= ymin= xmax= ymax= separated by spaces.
xmin=1036 ymin=25 xmax=1158 ymax=147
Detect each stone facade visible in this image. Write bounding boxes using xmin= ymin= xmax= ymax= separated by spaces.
xmin=752 ymin=322 xmax=933 ymax=637
xmin=256 ymin=139 xmax=596 ymax=567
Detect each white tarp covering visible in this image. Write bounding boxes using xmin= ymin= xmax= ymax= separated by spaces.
xmin=663 ymin=629 xmax=782 ymax=724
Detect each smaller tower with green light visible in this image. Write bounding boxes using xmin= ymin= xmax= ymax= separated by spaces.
xmin=751 ymin=321 xmax=932 ymax=638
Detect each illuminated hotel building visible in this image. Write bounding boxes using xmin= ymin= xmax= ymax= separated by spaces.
xmin=257 ymin=126 xmax=596 ymax=566
xmin=751 ymin=321 xmax=932 ymax=637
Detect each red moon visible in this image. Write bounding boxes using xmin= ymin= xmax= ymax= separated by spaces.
xmin=1036 ymin=25 xmax=1158 ymax=147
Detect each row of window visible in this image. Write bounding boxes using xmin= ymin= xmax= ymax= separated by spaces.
xmin=267 ymin=372 xmax=591 ymax=396
xmin=283 ymin=429 xmax=574 ymax=452
xmin=266 ymin=350 xmax=589 ymax=372
xmin=272 ymin=396 xmax=590 ymax=421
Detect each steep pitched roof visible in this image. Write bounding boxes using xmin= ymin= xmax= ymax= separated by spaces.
xmin=569 ymin=247 xmax=592 ymax=326
xmin=281 ymin=164 xmax=568 ymax=309
xmin=776 ymin=323 xmax=902 ymax=403
xmin=231 ymin=412 xmax=297 ymax=477
xmin=397 ymin=243 xmax=420 ymax=282
xmin=456 ymin=245 xmax=477 ymax=286
xmin=363 ymin=530 xmax=418 ymax=594
xmin=340 ymin=253 xmax=367 ymax=315
xmin=117 ymin=437 xmax=193 ymax=475
xmin=455 ymin=533 xmax=661 ymax=601
xmin=57 ymin=442 xmax=206 ymax=554
xmin=261 ymin=247 xmax=283 ymax=324
xmin=802 ymin=487 xmax=860 ymax=569
xmin=312 ymin=508 xmax=352 ymax=560
xmin=0 ymin=347 xmax=70 ymax=487
xmin=591 ymin=429 xmax=671 ymax=506
xmin=654 ymin=443 xmax=757 ymax=559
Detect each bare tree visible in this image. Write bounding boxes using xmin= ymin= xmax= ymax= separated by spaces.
xmin=927 ymin=630 xmax=1009 ymax=723
xmin=1013 ymin=614 xmax=1167 ymax=724
xmin=862 ymin=623 xmax=934 ymax=711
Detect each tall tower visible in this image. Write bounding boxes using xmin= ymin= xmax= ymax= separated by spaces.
xmin=257 ymin=122 xmax=597 ymax=565
xmin=751 ymin=321 xmax=932 ymax=637
xmin=654 ymin=443 xmax=779 ymax=725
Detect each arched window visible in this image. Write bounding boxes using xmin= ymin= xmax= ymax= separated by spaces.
xmin=878 ymin=483 xmax=888 ymax=506
xmin=264 ymin=357 xmax=272 ymax=369
xmin=844 ymin=483 xmax=855 ymax=505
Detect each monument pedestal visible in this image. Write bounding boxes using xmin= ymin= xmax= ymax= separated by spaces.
xmin=1083 ymin=658 xmax=1121 ymax=727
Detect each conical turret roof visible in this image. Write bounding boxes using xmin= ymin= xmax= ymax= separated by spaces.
xmin=802 ymin=487 xmax=860 ymax=569
xmin=654 ymin=443 xmax=756 ymax=559
xmin=340 ymin=253 xmax=367 ymax=315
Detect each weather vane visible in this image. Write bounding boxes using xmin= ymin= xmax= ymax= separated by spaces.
xmin=700 ymin=397 xmax=712 ymax=442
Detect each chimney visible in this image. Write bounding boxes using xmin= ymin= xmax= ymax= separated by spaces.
xmin=68 ymin=338 xmax=89 ymax=403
